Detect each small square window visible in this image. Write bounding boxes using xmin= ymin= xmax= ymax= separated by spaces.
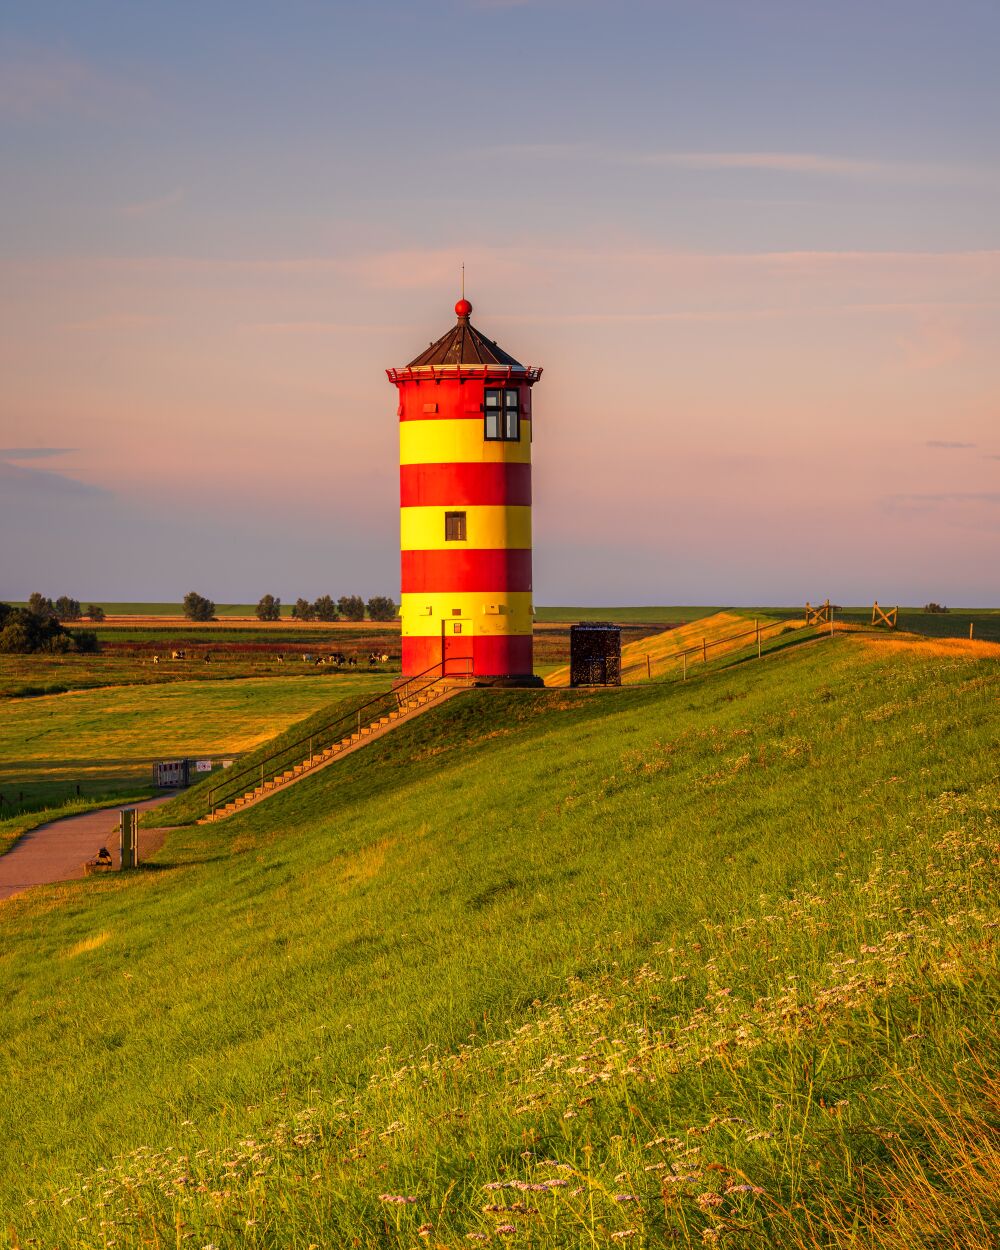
xmin=445 ymin=511 xmax=467 ymax=541
xmin=451 ymin=608 xmax=462 ymax=616
xmin=453 ymin=622 xmax=463 ymax=634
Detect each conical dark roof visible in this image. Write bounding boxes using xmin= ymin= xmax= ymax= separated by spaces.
xmin=406 ymin=300 xmax=526 ymax=370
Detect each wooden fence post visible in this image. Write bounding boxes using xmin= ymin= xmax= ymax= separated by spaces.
xmin=682 ymin=653 xmax=687 ymax=682
xmin=703 ymin=638 xmax=707 ymax=663
xmin=646 ymin=654 xmax=651 ymax=679
xmin=970 ymin=621 xmax=974 ymax=640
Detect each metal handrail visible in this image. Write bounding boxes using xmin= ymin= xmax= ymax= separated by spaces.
xmin=206 ymin=656 xmax=473 ymax=818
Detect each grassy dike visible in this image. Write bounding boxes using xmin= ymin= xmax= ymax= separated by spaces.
xmin=1 ymin=636 xmax=998 ymax=1248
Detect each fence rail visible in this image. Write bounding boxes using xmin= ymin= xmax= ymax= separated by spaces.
xmin=634 ymin=612 xmax=833 ymax=685
xmin=205 ymin=657 xmax=471 ymax=818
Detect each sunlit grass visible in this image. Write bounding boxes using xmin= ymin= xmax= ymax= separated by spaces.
xmin=0 ymin=636 xmax=997 ymax=1248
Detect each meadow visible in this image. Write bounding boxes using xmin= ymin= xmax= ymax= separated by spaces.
xmin=0 ymin=672 xmax=389 ymax=852
xmin=0 ymin=632 xmax=997 ymax=1247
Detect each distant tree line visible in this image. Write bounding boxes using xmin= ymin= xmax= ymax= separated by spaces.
xmin=23 ymin=593 xmax=105 ymax=622
xmin=0 ymin=597 xmax=100 ymax=654
xmin=255 ymin=594 xmax=397 ymax=622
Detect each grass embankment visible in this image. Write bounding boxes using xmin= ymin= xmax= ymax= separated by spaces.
xmin=0 ymin=674 xmax=388 ymax=847
xmin=1 ymin=635 xmax=998 ymax=1247
xmin=536 ymin=607 xmax=719 ymax=624
xmin=545 ymin=611 xmax=810 ymax=686
xmin=152 ymin=683 xmax=400 ymax=827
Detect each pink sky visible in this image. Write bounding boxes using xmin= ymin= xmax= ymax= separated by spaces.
xmin=3 ymin=241 xmax=997 ymax=604
xmin=1 ymin=2 xmax=998 ymax=605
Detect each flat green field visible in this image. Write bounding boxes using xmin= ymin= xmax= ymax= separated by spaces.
xmin=757 ymin=605 xmax=1000 ymax=642
xmin=0 ymin=673 xmax=389 ymax=850
xmin=536 ymin=606 xmax=720 ymax=623
xmin=1 ymin=632 xmax=997 ymax=1248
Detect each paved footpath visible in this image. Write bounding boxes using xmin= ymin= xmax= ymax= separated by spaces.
xmin=0 ymin=797 xmax=174 ymax=904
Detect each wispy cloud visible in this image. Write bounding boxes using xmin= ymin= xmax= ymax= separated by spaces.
xmin=630 ymin=151 xmax=960 ymax=183
xmin=241 ymin=321 xmax=408 ymax=335
xmin=0 ymin=40 xmax=144 ymax=119
xmin=0 ymin=459 xmax=107 ymax=498
xmin=120 ymin=187 xmax=184 ymax=218
xmin=1 ymin=447 xmax=77 ymax=460
xmin=896 ymin=492 xmax=1000 ymax=503
xmin=926 ymin=440 xmax=976 ymax=449
xmin=478 ymin=143 xmax=984 ymax=185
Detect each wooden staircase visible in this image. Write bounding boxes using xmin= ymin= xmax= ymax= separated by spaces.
xmin=197 ymin=668 xmax=470 ymax=824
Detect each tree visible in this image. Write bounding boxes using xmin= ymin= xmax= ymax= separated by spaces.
xmin=85 ymin=604 xmax=106 ymax=622
xmin=366 ymin=595 xmax=397 ymax=622
xmin=183 ymin=591 xmax=216 ymax=621
xmin=0 ymin=603 xmax=100 ymax=654
xmin=256 ymin=594 xmax=281 ymax=621
xmin=55 ymin=596 xmax=82 ymax=621
xmin=312 ymin=594 xmax=338 ymax=621
xmin=26 ymin=592 xmax=56 ymax=619
xmin=73 ymin=629 xmax=100 ymax=653
xmin=291 ymin=598 xmax=315 ymax=621
xmin=337 ymin=594 xmax=365 ymax=621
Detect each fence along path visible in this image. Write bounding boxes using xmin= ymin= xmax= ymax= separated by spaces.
xmin=545 ymin=610 xmax=817 ymax=687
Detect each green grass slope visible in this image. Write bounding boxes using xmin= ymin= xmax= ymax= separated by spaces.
xmin=1 ymin=636 xmax=998 ymax=1248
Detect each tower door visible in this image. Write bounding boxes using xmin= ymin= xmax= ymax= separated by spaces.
xmin=441 ymin=616 xmax=473 ymax=678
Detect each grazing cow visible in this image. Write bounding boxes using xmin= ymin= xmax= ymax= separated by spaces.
xmin=348 ymin=656 xmax=357 ymax=668
xmin=380 ymin=653 xmax=389 ymax=663
xmin=276 ymin=655 xmax=284 ymax=664
xmin=171 ymin=649 xmax=185 ymax=660
xmin=152 ymin=655 xmax=159 ymax=664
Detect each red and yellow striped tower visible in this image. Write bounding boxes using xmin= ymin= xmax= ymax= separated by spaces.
xmin=387 ymin=296 xmax=543 ymax=683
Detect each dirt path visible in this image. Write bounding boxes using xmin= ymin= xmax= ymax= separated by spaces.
xmin=0 ymin=797 xmax=173 ymax=904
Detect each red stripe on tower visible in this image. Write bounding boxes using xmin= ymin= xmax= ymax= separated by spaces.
xmin=401 ymin=548 xmax=532 ymax=593
xmin=400 ymin=462 xmax=531 ymax=508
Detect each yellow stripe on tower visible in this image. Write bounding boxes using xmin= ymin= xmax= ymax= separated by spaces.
xmin=400 ymin=418 xmax=531 ymax=466
xmin=400 ymin=505 xmax=531 ymax=552
xmin=400 ymin=591 xmax=534 ymax=636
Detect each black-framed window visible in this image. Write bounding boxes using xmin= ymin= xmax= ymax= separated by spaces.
xmin=484 ymin=388 xmax=520 ymax=441
xmin=445 ymin=511 xmax=467 ymax=541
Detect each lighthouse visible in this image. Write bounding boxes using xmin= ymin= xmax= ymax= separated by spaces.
xmin=387 ymin=296 xmax=543 ymax=683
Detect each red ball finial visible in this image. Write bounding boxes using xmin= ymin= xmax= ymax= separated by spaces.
xmin=455 ymin=297 xmax=472 ymax=318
